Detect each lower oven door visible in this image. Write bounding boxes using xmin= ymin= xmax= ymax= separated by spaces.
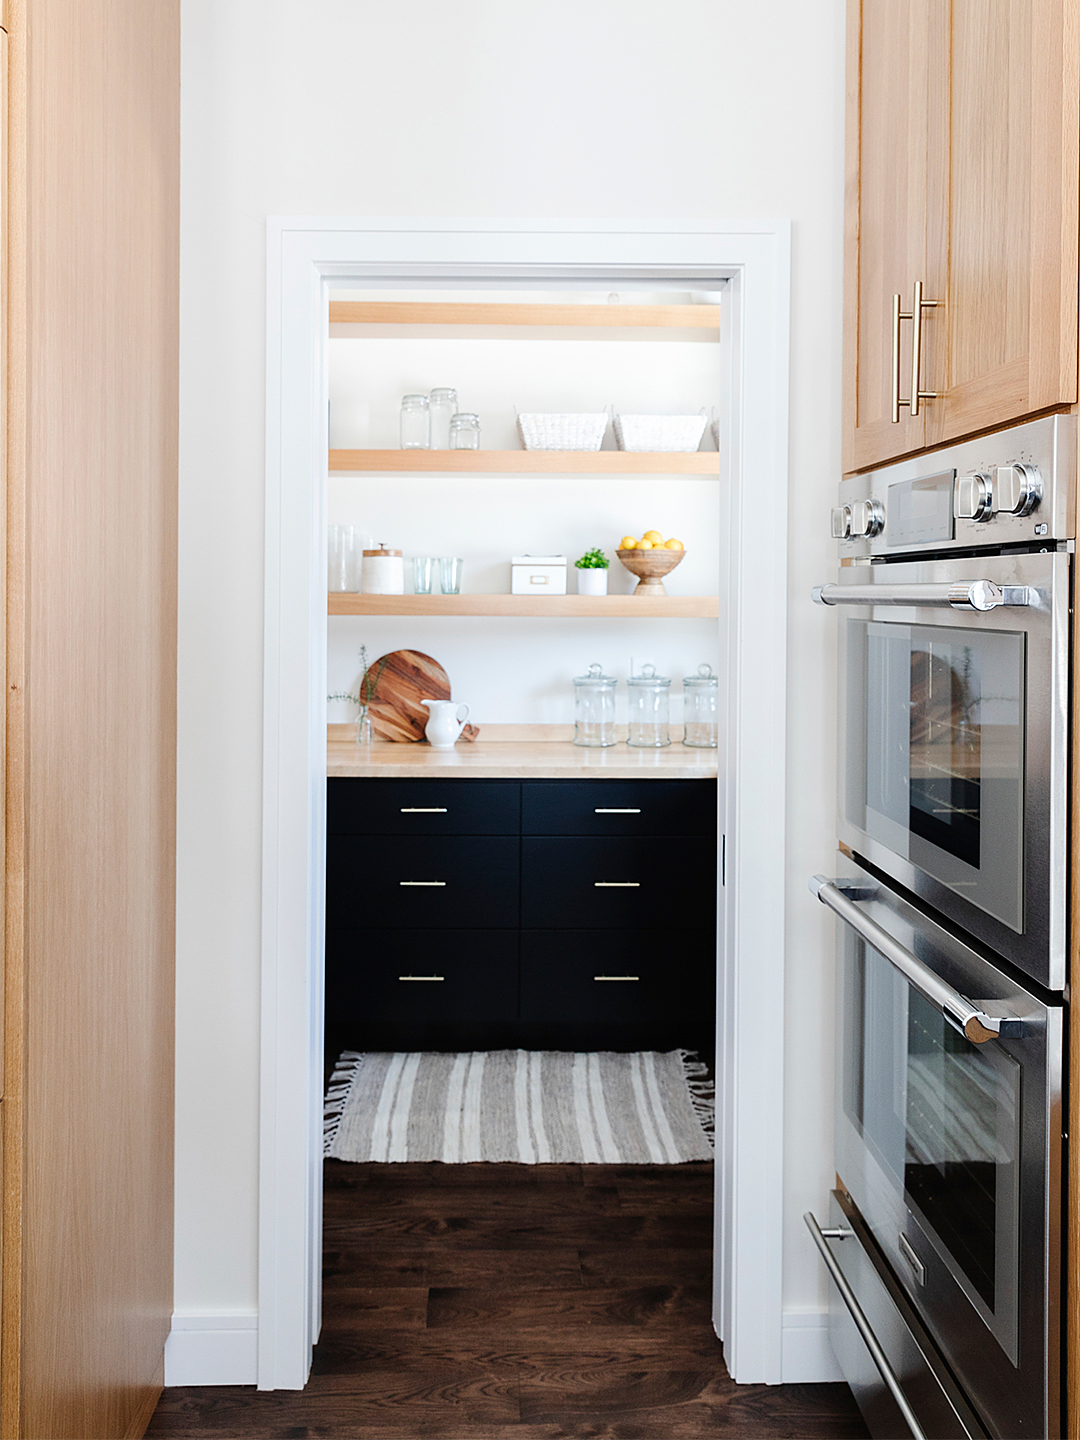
xmin=829 ymin=547 xmax=1068 ymax=990
xmin=814 ymin=857 xmax=1062 ymax=1440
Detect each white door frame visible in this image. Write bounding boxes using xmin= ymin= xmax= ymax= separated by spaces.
xmin=261 ymin=218 xmax=790 ymax=1390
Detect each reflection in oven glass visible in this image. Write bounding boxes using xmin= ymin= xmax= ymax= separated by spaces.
xmin=909 ymin=645 xmax=980 ymax=868
xmin=904 ymin=991 xmax=1013 ymax=1309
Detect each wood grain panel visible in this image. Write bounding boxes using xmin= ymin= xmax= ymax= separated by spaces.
xmin=4 ymin=1 xmax=179 ymax=1437
xmin=329 ymin=449 xmax=718 ymax=474
xmin=329 ymin=301 xmax=722 ymax=330
xmin=930 ymin=0 xmax=1080 ymax=446
xmin=328 ymin=594 xmax=718 ymax=618
xmin=845 ymin=0 xmax=937 ymax=471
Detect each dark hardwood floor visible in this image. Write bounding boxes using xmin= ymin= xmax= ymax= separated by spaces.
xmin=149 ymin=1160 xmax=868 ymax=1438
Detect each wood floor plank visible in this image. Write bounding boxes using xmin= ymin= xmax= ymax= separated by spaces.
xmin=148 ymin=1160 xmax=868 ymax=1438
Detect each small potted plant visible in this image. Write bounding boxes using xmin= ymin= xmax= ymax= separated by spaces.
xmin=574 ymin=546 xmax=609 ymax=596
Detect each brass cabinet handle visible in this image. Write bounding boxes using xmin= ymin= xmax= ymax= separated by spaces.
xmin=908 ymin=279 xmax=939 ymax=417
xmin=594 ymin=807 xmax=641 ymax=814
xmin=399 ymin=880 xmax=446 ymax=887
xmin=400 ymin=807 xmax=448 ymax=813
xmin=593 ymin=881 xmax=640 ymax=887
xmin=891 ymin=281 xmax=941 ymax=422
xmin=398 ymin=975 xmax=444 ymax=982
xmin=594 ymin=975 xmax=640 ymax=982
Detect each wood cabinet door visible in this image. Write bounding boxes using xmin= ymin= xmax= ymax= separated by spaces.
xmin=844 ymin=0 xmax=945 ymax=472
xmin=926 ymin=0 xmax=1079 ymax=447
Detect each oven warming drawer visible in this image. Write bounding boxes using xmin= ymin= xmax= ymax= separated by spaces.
xmin=808 ymin=1191 xmax=987 ymax=1440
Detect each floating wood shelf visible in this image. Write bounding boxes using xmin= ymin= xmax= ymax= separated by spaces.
xmin=329 ymin=300 xmax=721 ymax=329
xmin=328 ymin=593 xmax=719 ymax=619
xmin=329 ymin=449 xmax=718 ymax=475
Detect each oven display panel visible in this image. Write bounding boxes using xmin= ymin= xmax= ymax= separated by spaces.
xmin=887 ymin=471 xmax=956 ymax=548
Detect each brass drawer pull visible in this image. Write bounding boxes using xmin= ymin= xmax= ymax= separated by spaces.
xmin=399 ymin=880 xmax=446 ymax=887
xmin=891 ymin=280 xmax=941 ymax=422
xmin=593 ymin=881 xmax=640 ymax=888
xmin=398 ymin=975 xmax=444 ymax=982
xmin=400 ymin=807 xmax=448 ymax=813
xmin=594 ymin=975 xmax=640 ymax=982
xmin=594 ymin=807 xmax=641 ymax=814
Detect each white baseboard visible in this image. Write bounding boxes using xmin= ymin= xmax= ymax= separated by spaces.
xmin=164 ymin=1311 xmax=258 ymax=1386
xmin=781 ymin=1308 xmax=844 ymax=1383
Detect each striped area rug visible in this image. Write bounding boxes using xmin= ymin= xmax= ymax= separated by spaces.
xmin=324 ymin=1050 xmax=714 ymax=1165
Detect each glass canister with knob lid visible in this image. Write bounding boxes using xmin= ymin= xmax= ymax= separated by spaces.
xmin=682 ymin=663 xmax=718 ymax=747
xmin=627 ymin=664 xmax=671 ymax=748
xmin=573 ymin=663 xmax=617 ymax=747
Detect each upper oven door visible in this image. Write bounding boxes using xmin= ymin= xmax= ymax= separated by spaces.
xmin=829 ymin=548 xmax=1067 ymax=990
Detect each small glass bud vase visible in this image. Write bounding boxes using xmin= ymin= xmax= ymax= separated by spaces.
xmin=354 ymin=708 xmax=374 ymax=747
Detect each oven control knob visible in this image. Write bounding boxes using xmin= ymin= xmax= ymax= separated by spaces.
xmin=954 ymin=472 xmax=993 ymax=522
xmin=849 ymin=499 xmax=884 ymax=538
xmin=830 ymin=505 xmax=851 ymax=539
xmin=994 ymin=463 xmax=1042 ymax=517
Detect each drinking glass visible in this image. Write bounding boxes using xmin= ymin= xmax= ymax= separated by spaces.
xmin=438 ymin=557 xmax=463 ymax=594
xmin=328 ymin=525 xmax=359 ymax=592
xmin=412 ymin=556 xmax=434 ymax=594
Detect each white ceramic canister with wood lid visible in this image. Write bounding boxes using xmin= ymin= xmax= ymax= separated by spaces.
xmin=361 ymin=545 xmax=404 ymax=595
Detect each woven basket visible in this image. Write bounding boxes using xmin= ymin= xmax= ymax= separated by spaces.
xmin=517 ymin=412 xmax=608 ymax=451
xmin=613 ymin=412 xmax=707 ymax=453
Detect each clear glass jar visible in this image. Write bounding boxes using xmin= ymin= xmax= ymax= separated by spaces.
xmin=682 ymin=663 xmax=718 ymax=747
xmin=449 ymin=412 xmax=481 ymax=450
xmin=428 ymin=388 xmax=458 ymax=449
xmin=400 ymin=394 xmax=430 ymax=449
xmin=627 ymin=664 xmax=671 ymax=748
xmin=573 ymin=663 xmax=617 ymax=747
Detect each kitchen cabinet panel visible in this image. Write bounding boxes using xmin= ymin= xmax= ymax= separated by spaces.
xmin=327 ymin=835 xmax=520 ymax=930
xmin=519 ymin=934 xmax=699 ymax=1027
xmin=844 ymin=0 xmax=1078 ymax=473
xmin=328 ymin=777 xmax=520 ymax=836
xmin=327 ymin=930 xmax=519 ymax=1027
xmin=521 ymin=837 xmax=715 ymax=930
xmin=522 ymin=779 xmax=716 ymax=837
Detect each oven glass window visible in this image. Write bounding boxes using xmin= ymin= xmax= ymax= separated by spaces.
xmin=843 ymin=938 xmax=1020 ymax=1338
xmin=846 ymin=620 xmax=1025 ymax=930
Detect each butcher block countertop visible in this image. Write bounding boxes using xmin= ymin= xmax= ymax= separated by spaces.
xmin=327 ymin=724 xmax=719 ymax=780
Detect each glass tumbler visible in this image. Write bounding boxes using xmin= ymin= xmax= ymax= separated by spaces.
xmin=412 ymin=556 xmax=434 ymax=594
xmin=449 ymin=412 xmax=481 ymax=450
xmin=627 ymin=665 xmax=671 ymax=748
xmin=438 ymin=556 xmax=464 ymax=594
xmin=682 ymin=663 xmax=718 ymax=747
xmin=328 ymin=525 xmax=360 ymax=591
xmin=573 ymin=663 xmax=617 ymax=747
xmin=429 ymin=388 xmax=458 ymax=448
xmin=400 ymin=394 xmax=430 ymax=449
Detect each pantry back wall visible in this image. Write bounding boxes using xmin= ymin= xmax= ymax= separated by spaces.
xmin=176 ymin=0 xmax=844 ymax=1383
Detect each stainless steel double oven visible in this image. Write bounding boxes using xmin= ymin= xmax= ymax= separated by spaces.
xmin=808 ymin=416 xmax=1072 ymax=1439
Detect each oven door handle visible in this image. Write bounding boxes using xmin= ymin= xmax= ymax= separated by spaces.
xmin=804 ymin=1212 xmax=929 ymax=1440
xmin=810 ymin=876 xmax=1017 ymax=1044
xmin=812 ymin=581 xmax=1031 ymax=611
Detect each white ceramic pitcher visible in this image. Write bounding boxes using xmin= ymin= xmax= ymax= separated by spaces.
xmin=421 ymin=699 xmax=470 ymax=750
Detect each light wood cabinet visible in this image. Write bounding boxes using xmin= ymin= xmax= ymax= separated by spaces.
xmin=844 ymin=0 xmax=1080 ymax=473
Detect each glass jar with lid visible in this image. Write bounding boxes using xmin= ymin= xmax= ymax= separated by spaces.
xmin=682 ymin=663 xmax=718 ymax=747
xmin=428 ymin=388 xmax=458 ymax=448
xmin=627 ymin=664 xmax=671 ymax=748
xmin=400 ymin=394 xmax=430 ymax=449
xmin=573 ymin=662 xmax=617 ymax=747
xmin=449 ymin=412 xmax=481 ymax=450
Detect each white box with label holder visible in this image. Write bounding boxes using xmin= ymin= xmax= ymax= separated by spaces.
xmin=511 ymin=555 xmax=568 ymax=595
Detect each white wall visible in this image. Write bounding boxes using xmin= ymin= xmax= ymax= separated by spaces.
xmin=176 ymin=0 xmax=845 ymax=1376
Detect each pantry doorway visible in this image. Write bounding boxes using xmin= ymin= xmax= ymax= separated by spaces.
xmin=261 ymin=218 xmax=790 ymax=1391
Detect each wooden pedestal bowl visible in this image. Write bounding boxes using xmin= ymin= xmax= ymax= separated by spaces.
xmin=616 ymin=547 xmax=686 ymax=596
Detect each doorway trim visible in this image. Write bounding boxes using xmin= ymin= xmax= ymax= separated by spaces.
xmin=261 ymin=218 xmax=791 ymax=1390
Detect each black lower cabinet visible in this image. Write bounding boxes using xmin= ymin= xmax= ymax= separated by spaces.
xmin=325 ymin=776 xmax=717 ymax=1055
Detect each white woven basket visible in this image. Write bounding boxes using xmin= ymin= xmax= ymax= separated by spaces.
xmin=613 ymin=412 xmax=708 ymax=453
xmin=517 ymin=412 xmax=608 ymax=451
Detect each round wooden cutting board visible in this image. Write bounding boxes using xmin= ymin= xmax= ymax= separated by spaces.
xmin=364 ymin=650 xmax=478 ymax=744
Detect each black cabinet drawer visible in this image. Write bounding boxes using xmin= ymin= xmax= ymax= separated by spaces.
xmin=521 ymin=837 xmax=715 ymax=929
xmin=328 ymin=778 xmax=521 ymax=836
xmin=327 ymin=836 xmax=519 ymax=929
xmin=520 ymin=932 xmax=707 ymax=1025
xmin=327 ymin=930 xmax=518 ymax=1024
xmin=521 ymin=780 xmax=716 ymax=836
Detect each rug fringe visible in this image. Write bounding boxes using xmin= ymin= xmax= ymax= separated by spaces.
xmin=679 ymin=1049 xmax=715 ymax=1151
xmin=323 ymin=1051 xmax=363 ymax=1154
